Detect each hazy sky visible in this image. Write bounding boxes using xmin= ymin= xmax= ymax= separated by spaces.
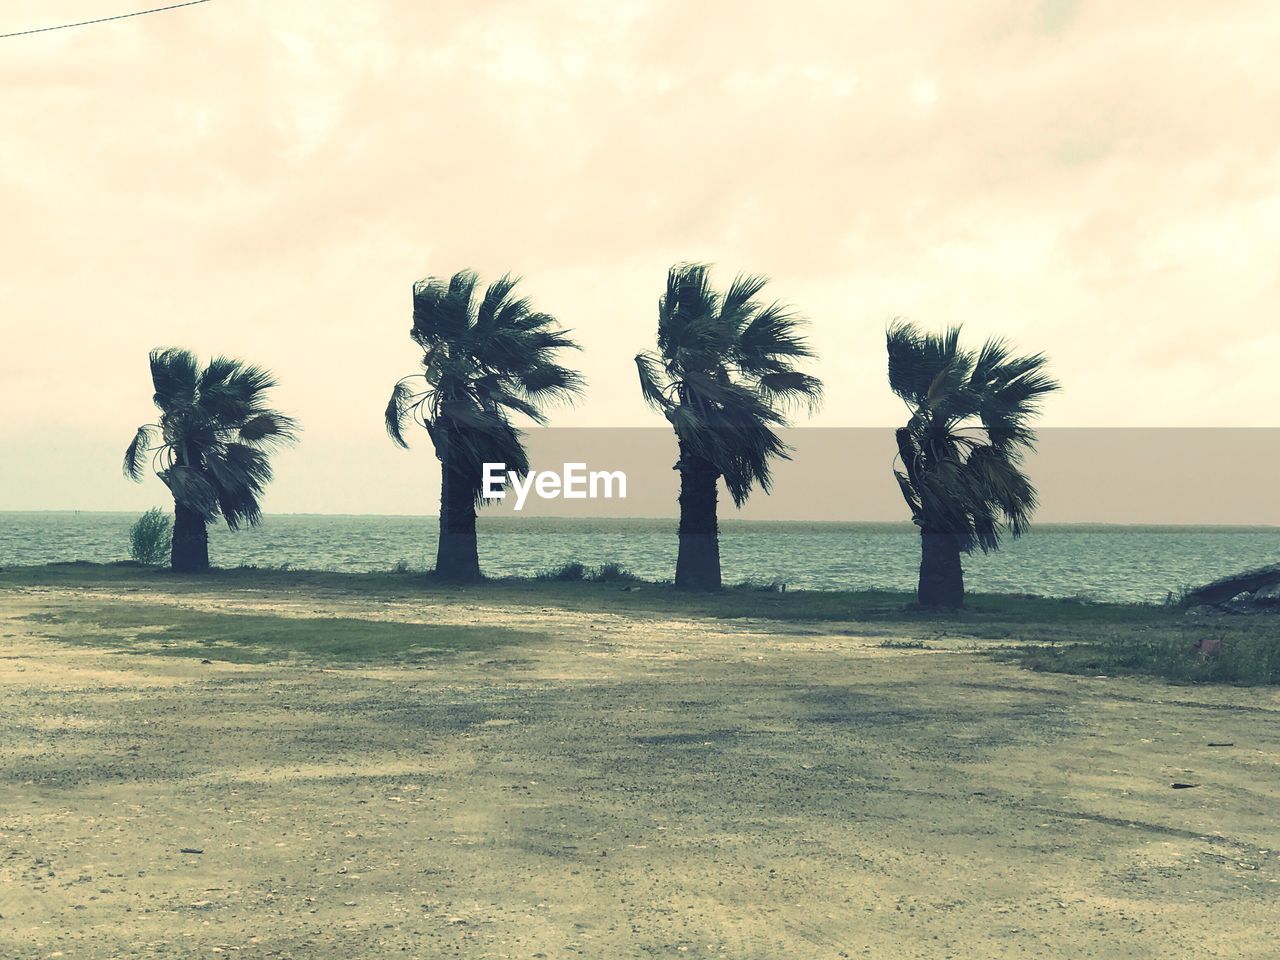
xmin=2 ymin=1 xmax=1278 ymax=515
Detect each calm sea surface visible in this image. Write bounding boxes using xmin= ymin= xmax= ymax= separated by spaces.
xmin=2 ymin=512 xmax=1277 ymax=604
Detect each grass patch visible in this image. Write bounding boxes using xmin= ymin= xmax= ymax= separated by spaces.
xmin=4 ymin=563 xmax=1278 ymax=683
xmin=21 ymin=603 xmax=544 ymax=664
xmin=0 ymin=562 xmax=1200 ymax=628
xmin=996 ymin=627 xmax=1280 ymax=685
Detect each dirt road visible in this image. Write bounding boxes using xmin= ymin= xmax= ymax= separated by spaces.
xmin=2 ymin=584 xmax=1277 ymax=958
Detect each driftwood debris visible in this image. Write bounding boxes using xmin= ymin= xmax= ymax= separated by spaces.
xmin=1182 ymin=564 xmax=1280 ymax=610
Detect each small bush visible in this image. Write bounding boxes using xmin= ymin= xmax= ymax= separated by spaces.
xmin=590 ymin=562 xmax=638 ymax=583
xmin=391 ymin=559 xmax=413 ymax=574
xmin=536 ymin=561 xmax=640 ymax=583
xmin=128 ymin=508 xmax=172 ymax=565
xmin=731 ymin=577 xmax=789 ymax=593
xmin=538 ymin=561 xmax=588 ymax=582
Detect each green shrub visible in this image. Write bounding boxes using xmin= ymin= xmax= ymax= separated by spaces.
xmin=731 ymin=577 xmax=789 ymax=593
xmin=537 ymin=561 xmax=588 ymax=582
xmin=536 ymin=561 xmax=639 ymax=583
xmin=128 ymin=508 xmax=172 ymax=565
xmin=590 ymin=562 xmax=638 ymax=583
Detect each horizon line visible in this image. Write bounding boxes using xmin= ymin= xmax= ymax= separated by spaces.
xmin=1 ymin=509 xmax=1277 ymax=530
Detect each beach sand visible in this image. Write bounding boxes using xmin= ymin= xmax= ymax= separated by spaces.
xmin=2 ymin=583 xmax=1278 ymax=958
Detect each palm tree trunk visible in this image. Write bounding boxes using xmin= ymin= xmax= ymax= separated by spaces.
xmin=171 ymin=500 xmax=210 ymax=572
xmin=674 ymin=442 xmax=721 ymax=591
xmin=918 ymin=529 xmax=964 ymax=608
xmin=434 ymin=430 xmax=482 ymax=582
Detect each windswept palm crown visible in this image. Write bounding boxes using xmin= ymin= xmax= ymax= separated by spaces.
xmin=384 ymin=270 xmax=584 ymax=495
xmin=634 ymin=264 xmax=822 ymax=505
xmin=888 ymin=321 xmax=1059 ymax=552
xmin=123 ymin=348 xmax=299 ymax=527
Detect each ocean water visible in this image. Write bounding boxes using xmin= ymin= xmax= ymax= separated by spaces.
xmin=1 ymin=512 xmax=1277 ymax=604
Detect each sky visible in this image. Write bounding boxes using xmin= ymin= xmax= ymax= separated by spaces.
xmin=1 ymin=0 xmax=1278 ymax=517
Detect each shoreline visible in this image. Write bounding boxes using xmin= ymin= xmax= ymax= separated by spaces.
xmin=3 ymin=562 xmax=1277 ymax=684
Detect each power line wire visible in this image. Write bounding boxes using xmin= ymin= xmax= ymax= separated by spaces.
xmin=0 ymin=0 xmax=212 ymax=40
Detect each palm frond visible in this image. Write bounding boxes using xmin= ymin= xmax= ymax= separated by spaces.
xmin=149 ymin=347 xmax=198 ymax=410
xmin=719 ymin=417 xmax=790 ymax=505
xmin=635 ymin=352 xmax=672 ymax=411
xmin=239 ymin=411 xmax=300 ymax=448
xmin=720 ymin=273 xmax=770 ymax=330
xmin=923 ymin=358 xmax=971 ymax=413
xmin=893 ymin=469 xmax=922 ymax=517
xmin=160 ymin=465 xmax=220 ymax=520
xmin=491 ymin=391 xmax=546 ymax=423
xmin=122 ymin=425 xmax=155 ymax=480
xmin=431 ymin=410 xmax=529 ymax=506
xmin=475 ymin=273 xmax=523 ymax=334
xmin=756 ymin=370 xmax=823 ymax=413
xmin=412 ymin=270 xmax=476 ymax=345
xmin=213 ymin=446 xmax=273 ymax=530
xmin=658 ymin=263 xmax=717 ymax=349
xmin=203 ymin=445 xmax=269 ymax=515
xmin=198 ymin=355 xmax=245 ymax=392
xmin=515 ymin=363 xmax=584 ymax=404
xmin=197 ymin=359 xmax=276 ymax=426
xmin=737 ymin=301 xmax=812 ymax=371
xmin=886 ymin=320 xmax=924 ymax=402
xmin=384 ymin=381 xmax=416 ymax=448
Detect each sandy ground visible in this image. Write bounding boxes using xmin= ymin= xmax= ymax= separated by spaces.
xmin=2 ymin=584 xmax=1278 ymax=959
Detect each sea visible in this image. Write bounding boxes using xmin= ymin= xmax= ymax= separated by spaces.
xmin=2 ymin=512 xmax=1277 ymax=604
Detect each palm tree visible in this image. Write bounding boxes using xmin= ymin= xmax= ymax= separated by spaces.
xmin=887 ymin=321 xmax=1059 ymax=608
xmin=635 ymin=263 xmax=822 ymax=590
xmin=123 ymin=348 xmax=299 ymax=572
xmin=385 ymin=270 xmax=584 ymax=581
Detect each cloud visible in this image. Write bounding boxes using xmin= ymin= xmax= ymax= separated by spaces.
xmin=2 ymin=0 xmax=1278 ymax=513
